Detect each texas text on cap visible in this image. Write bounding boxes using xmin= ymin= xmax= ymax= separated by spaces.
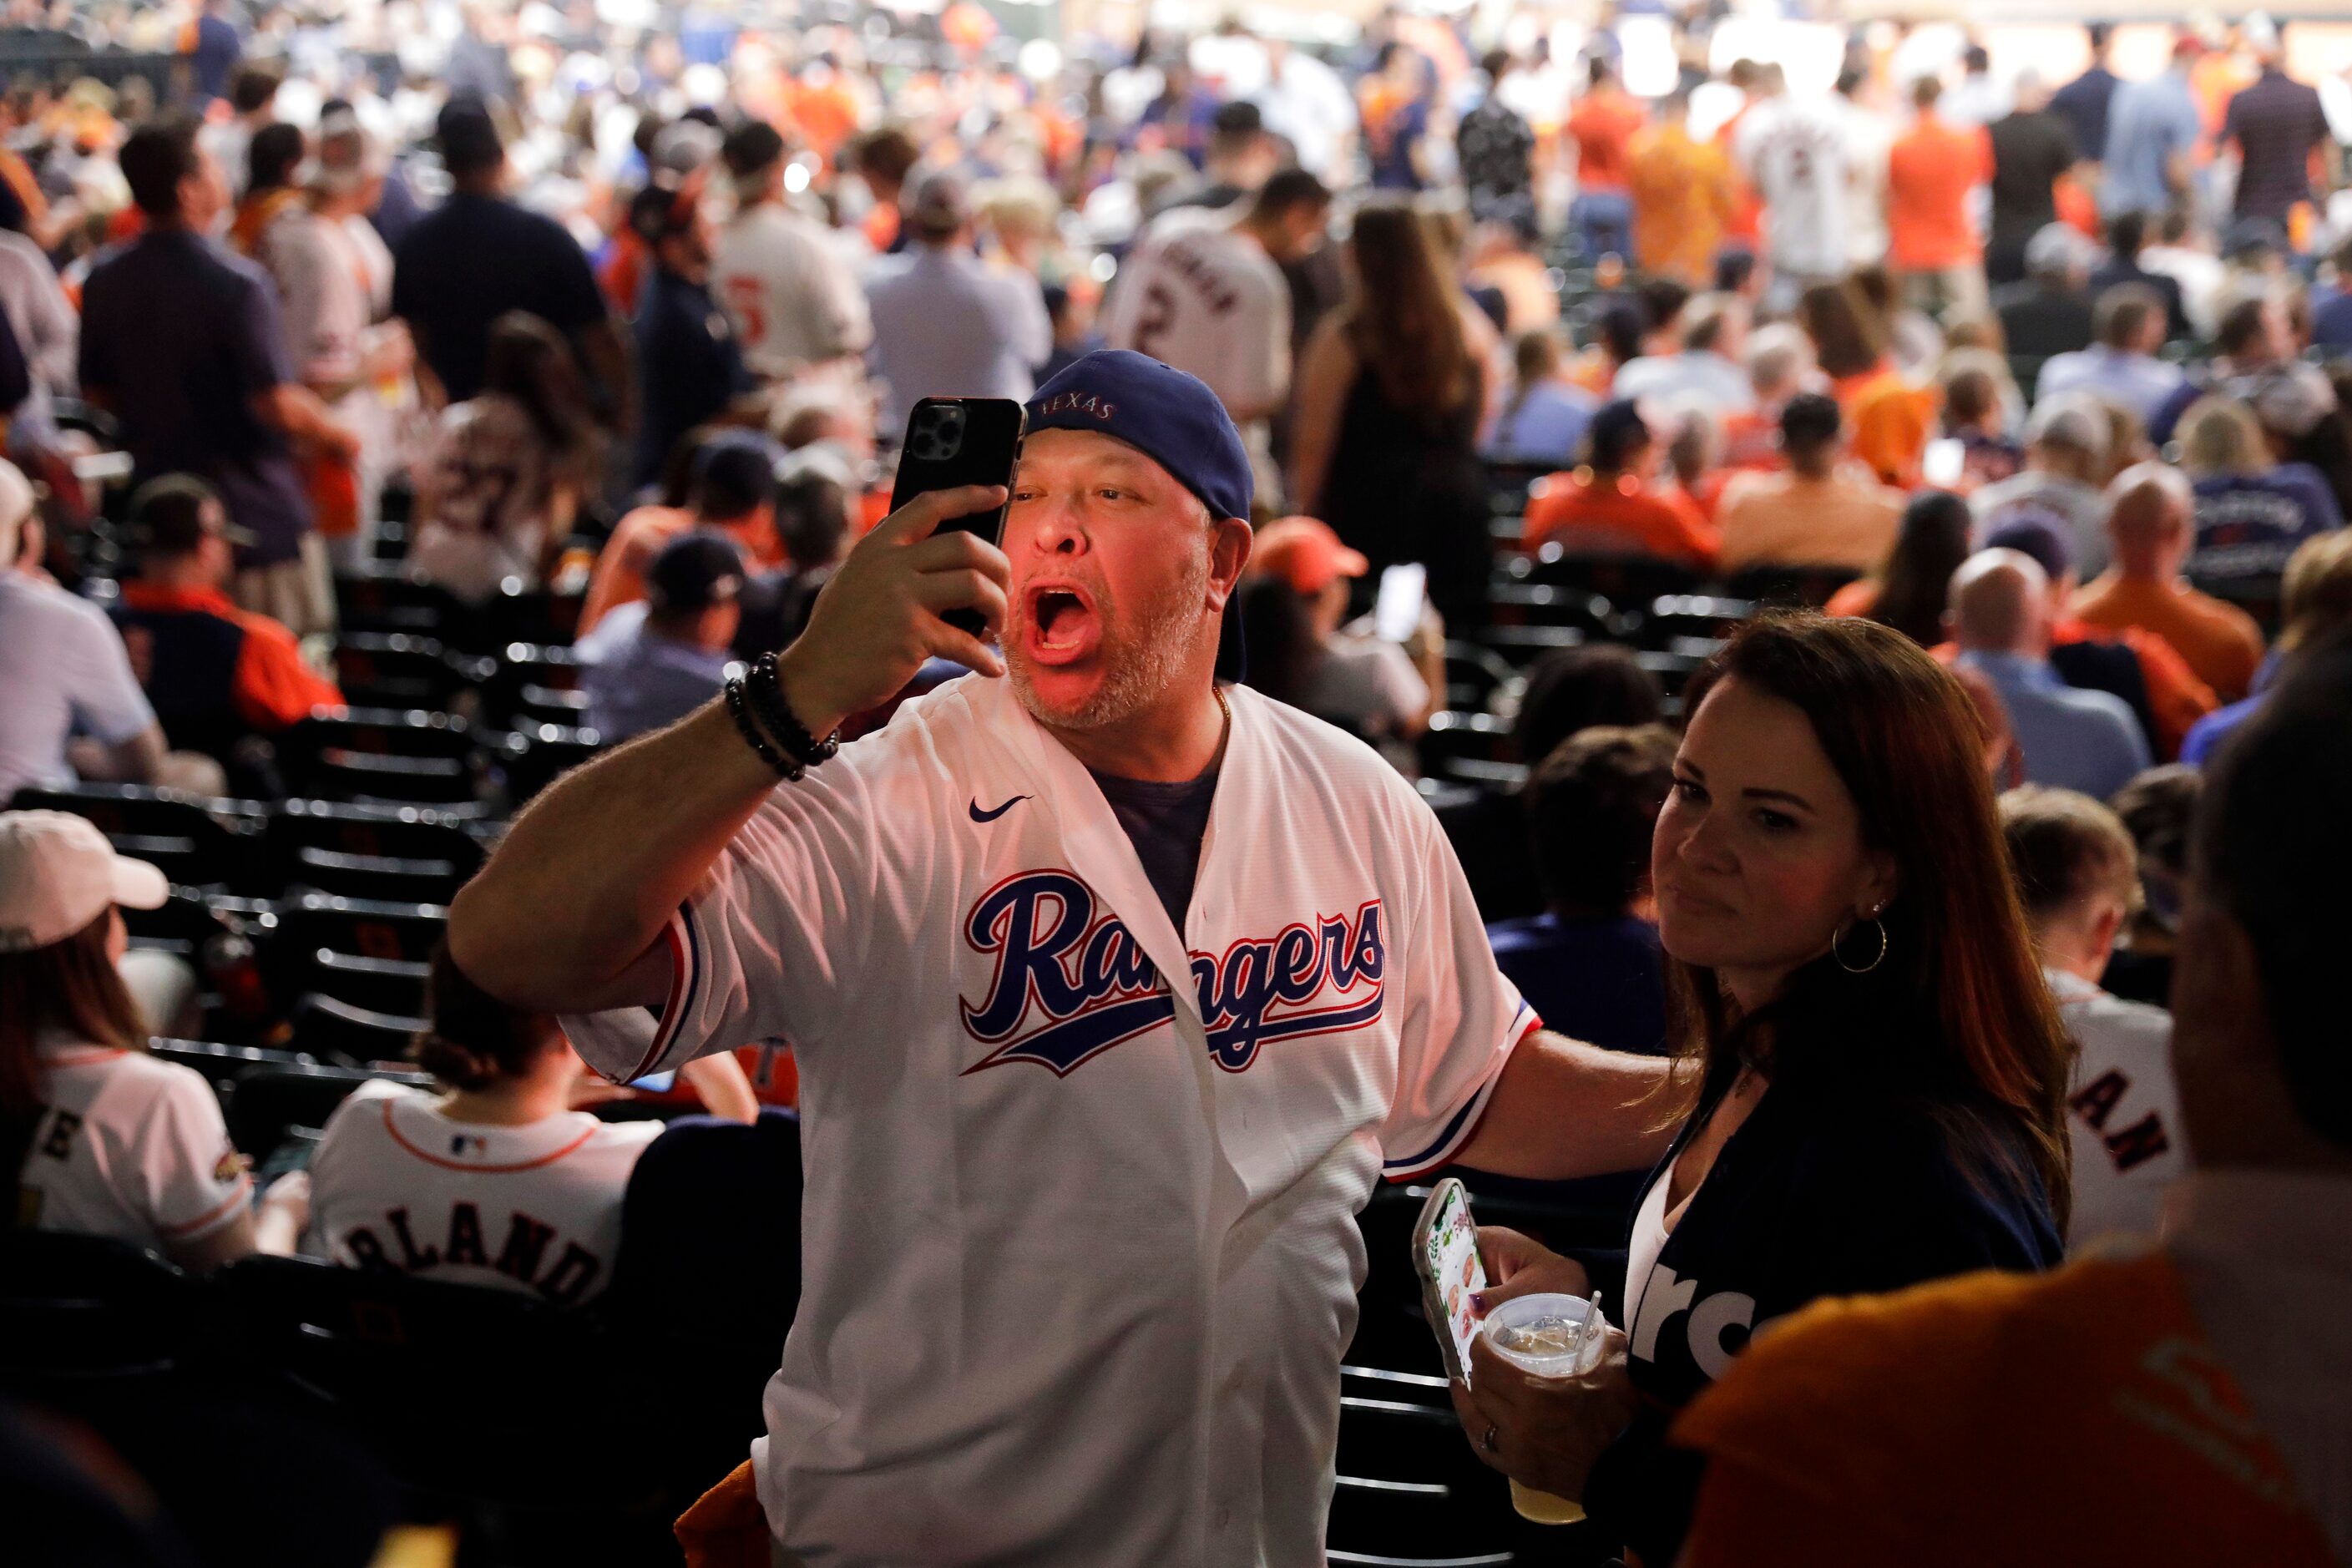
xmin=1026 ymin=348 xmax=1256 ymax=679
xmin=0 ymin=810 xmax=169 ymax=953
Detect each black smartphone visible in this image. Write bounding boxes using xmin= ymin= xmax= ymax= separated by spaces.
xmin=891 ymin=397 xmax=1027 ymax=638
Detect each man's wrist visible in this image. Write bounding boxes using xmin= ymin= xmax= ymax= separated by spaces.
xmin=774 ymin=645 xmax=850 ymax=741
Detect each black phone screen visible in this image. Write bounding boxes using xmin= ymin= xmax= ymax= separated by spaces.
xmin=890 ymin=397 xmax=1026 ymax=637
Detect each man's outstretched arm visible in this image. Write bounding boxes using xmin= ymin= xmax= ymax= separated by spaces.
xmin=448 ymin=484 xmax=1011 ymax=1014
xmin=1454 ymin=1031 xmax=1692 ymax=1181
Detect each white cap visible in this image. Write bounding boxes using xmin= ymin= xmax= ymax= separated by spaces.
xmin=0 ymin=811 xmax=169 ymax=953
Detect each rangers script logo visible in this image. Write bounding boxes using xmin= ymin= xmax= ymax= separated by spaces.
xmin=959 ymin=870 xmax=1385 ymax=1077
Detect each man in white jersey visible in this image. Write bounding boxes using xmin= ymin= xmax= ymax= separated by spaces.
xmin=711 ymin=121 xmax=872 ymax=382
xmin=1999 ymin=786 xmax=2186 ymax=1248
xmin=1733 ymin=63 xmax=1852 ymax=303
xmin=1103 ymin=168 xmax=1330 ymax=511
xmin=450 ymin=350 xmax=1672 ymax=1566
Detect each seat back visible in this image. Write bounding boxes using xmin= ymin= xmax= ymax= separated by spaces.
xmin=281 ymin=997 xmax=432 ymax=1073
xmin=147 ymin=1038 xmax=314 ymax=1099
xmin=0 ymin=1231 xmax=204 ymax=1386
xmin=271 ymin=891 xmax=450 ymax=965
xmin=7 ymin=782 xmax=257 ymax=888
xmin=289 ymin=948 xmax=434 ymax=1017
xmin=331 ymin=633 xmax=468 ymax=708
xmin=1525 ymin=545 xmax=1703 ymax=605
xmin=224 ymin=1064 xmax=432 ymax=1161
xmin=486 ymin=722 xmax=604 ymax=805
xmin=266 ymin=798 xmax=484 ymax=894
xmin=1722 ymin=561 xmax=1862 ymax=610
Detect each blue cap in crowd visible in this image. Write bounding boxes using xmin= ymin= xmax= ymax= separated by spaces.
xmin=1024 ymin=349 xmax=1254 ymax=680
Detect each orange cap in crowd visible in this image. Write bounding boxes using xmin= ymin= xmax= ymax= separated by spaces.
xmin=1251 ymin=517 xmax=1368 ymax=595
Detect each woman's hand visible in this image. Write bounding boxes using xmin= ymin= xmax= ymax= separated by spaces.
xmin=1448 ymin=1323 xmax=1638 ymax=1502
xmin=1472 ymin=1226 xmax=1591 ymax=1317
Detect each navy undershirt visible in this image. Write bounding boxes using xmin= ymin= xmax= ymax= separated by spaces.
xmin=1089 ymin=766 xmax=1220 ymax=931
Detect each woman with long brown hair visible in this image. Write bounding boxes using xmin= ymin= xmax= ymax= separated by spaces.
xmin=1288 ymin=193 xmax=1500 ymax=628
xmin=1450 ymin=615 xmax=2069 ymax=1565
xmin=2 ymin=812 xmax=260 ymax=1268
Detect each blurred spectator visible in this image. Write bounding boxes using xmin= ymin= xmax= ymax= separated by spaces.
xmin=1 ymin=812 xmax=260 ymax=1269
xmin=1162 ymin=99 xmax=1280 ymax=217
xmin=2074 ymin=463 xmax=2267 ymax=701
xmin=2036 ymin=286 xmax=2185 ymax=427
xmin=108 ymin=475 xmax=341 ymax=786
xmin=866 ymin=167 xmax=1052 ymax=443
xmin=1565 ymin=56 xmax=1645 ymax=263
xmin=1520 ymin=400 xmax=1717 ymax=568
xmin=1626 ymin=89 xmax=1736 ymax=290
xmin=1798 ymin=279 xmax=1929 ymax=486
xmin=1733 ymin=63 xmax=1851 ymax=296
xmin=1986 ymin=73 xmax=2083 ymax=287
xmin=1237 ymin=516 xmax=1437 ymax=751
xmin=1489 ymin=723 xmax=1675 ymax=1055
xmin=2137 ymin=208 xmax=2223 ymax=340
xmin=410 ymin=311 xmax=599 ymax=604
xmin=1886 ymin=76 xmax=1993 ymax=322
xmin=296 ymin=943 xmax=668 ymax=1305
xmin=0 ymin=186 xmax=75 ymax=447
xmin=1613 ymin=295 xmax=1753 ymax=412
xmin=711 ymin=120 xmax=871 ymax=384
xmin=1971 ymin=393 xmax=2113 ymax=576
xmin=1715 ymin=393 xmax=1903 ymax=574
xmin=2000 ymin=785 xmax=2185 ymax=1247
xmin=2086 ymin=210 xmax=2190 ymax=340
xmin=0 ymin=463 xmax=218 ymax=800
xmin=1292 ymin=196 xmax=1497 ymax=627
xmin=578 ymin=531 xmax=746 ymax=744
xmin=1952 ymin=547 xmax=2150 ymax=797
xmin=1994 ymin=224 xmax=2097 ymax=362
xmin=2220 ymin=25 xmax=2338 ymax=226
xmin=1672 ymin=635 xmax=2352 ymax=1568
xmin=82 ymin=114 xmax=354 ymax=643
xmin=629 ymin=179 xmax=755 ymax=491
xmin=581 ymin=429 xmax=784 ymax=635
xmin=1483 ymin=327 xmax=1596 ymax=468
xmin=2104 ymin=763 xmax=2199 ymax=1006
xmin=733 ymin=442 xmax=859 ymax=654
xmin=1935 ymin=349 xmax=2026 ymax=489
xmin=1457 ymin=52 xmax=1535 ymax=233
xmin=1717 ymin=323 xmax=1813 ymax=471
xmin=180 ymin=0 xmax=244 ymax=109
xmin=1943 ymin=43 xmax=2011 ymax=127
xmin=227 ymin=121 xmax=304 ymax=256
xmin=201 ymin=63 xmax=280 ymax=205
xmin=1359 ymin=43 xmax=1433 ymax=192
xmin=2175 ymin=395 xmax=2344 ymax=580
xmin=2048 ymin=24 xmax=2119 ymax=163
xmin=2183 ymin=529 xmax=2352 ymax=766
xmin=1512 ymin=641 xmax=1664 ymax=768
xmin=1828 ymin=488 xmax=1975 ymax=648
xmin=392 ymin=99 xmax=630 ymax=432
xmin=2101 ymin=38 xmax=2203 ymax=222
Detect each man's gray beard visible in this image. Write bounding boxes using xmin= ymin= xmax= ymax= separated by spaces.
xmin=1007 ymin=548 xmax=1213 ymax=733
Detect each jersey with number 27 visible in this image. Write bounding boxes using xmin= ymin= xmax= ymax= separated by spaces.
xmin=1102 ymin=215 xmax=1291 ymax=418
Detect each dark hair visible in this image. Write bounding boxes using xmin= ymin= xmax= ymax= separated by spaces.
xmin=775 ymin=465 xmax=853 ymax=567
xmin=1596 ymin=300 xmax=1648 ymax=365
xmin=129 ymin=473 xmax=222 ymax=559
xmin=248 ymin=121 xmax=306 ymax=194
xmin=1342 ymin=196 xmax=1476 ymax=424
xmin=1524 ymin=723 xmax=1677 ymax=916
xmin=1237 ymin=576 xmax=1320 ymax=712
xmin=1251 ymin=167 xmax=1330 ymax=222
xmin=480 ymin=312 xmax=597 ymax=469
xmin=1481 ymin=48 xmax=1513 ymax=81
xmin=848 ymin=126 xmax=920 ymax=187
xmin=2095 ymin=283 xmax=2163 ymax=350
xmin=1514 ymin=642 xmax=1665 ymax=765
xmin=1669 ymin=615 xmax=2073 ymax=1227
xmin=119 ymin=114 xmax=205 ymax=219
xmin=2111 ymin=763 xmax=2198 ymax=874
xmin=1869 ymin=489 xmax=1974 ymax=648
xmin=1636 ymin=278 xmax=1692 ymax=339
xmin=2193 ymin=633 xmax=2352 ymax=1147
xmin=409 ymin=943 xmax=559 ymax=1091
xmin=1713 ymin=247 xmax=1757 ymax=296
xmin=1585 ymin=400 xmax=1651 ymax=473
xmin=1999 ymin=785 xmax=2141 ymax=923
xmin=2106 ymin=209 xmax=2147 ymax=257
xmin=2216 ymin=296 xmax=2272 ymax=358
xmin=1798 ymin=279 xmax=1888 ymax=380
xmin=1 ymin=911 xmax=145 ymax=1123
xmin=1778 ymin=392 xmax=1842 ymax=454
xmin=229 ymin=63 xmax=284 ymax=115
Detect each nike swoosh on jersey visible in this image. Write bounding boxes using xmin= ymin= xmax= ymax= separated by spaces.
xmin=969 ymin=795 xmax=1030 ymax=823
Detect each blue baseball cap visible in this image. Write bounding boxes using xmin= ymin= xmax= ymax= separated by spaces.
xmin=1025 ymin=348 xmax=1254 ymax=679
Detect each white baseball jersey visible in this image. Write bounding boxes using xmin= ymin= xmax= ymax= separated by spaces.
xmin=1102 ymin=215 xmax=1290 ymax=422
xmin=2049 ymin=968 xmax=2187 ymax=1252
xmin=564 ymin=674 xmax=1535 ymax=1567
xmin=299 ymin=1078 xmax=661 ymax=1304
xmin=1733 ymin=94 xmax=1852 ymax=280
xmin=21 ymin=1036 xmax=251 ymax=1249
xmin=711 ymin=201 xmax=875 ymax=381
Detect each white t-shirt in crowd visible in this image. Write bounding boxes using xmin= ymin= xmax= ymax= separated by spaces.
xmin=1302 ymin=629 xmax=1429 ymax=741
xmin=2048 ymin=967 xmax=2186 ymax=1252
xmin=410 ymin=392 xmax=559 ymax=604
xmin=1102 ymin=215 xmax=1291 ymax=422
xmin=21 ymin=1035 xmax=252 ymax=1249
xmin=1734 ymin=94 xmax=1852 ymax=280
xmin=864 ymin=245 xmax=1053 ymax=440
xmin=712 ymin=200 xmax=875 ymax=381
xmin=0 ymin=574 xmax=156 ymax=802
xmin=301 ymin=1078 xmax=662 ymax=1305
xmin=562 ymin=674 xmax=1534 ymax=1566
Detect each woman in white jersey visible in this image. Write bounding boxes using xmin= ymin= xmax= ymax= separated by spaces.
xmin=3 ymin=812 xmax=259 ymax=1267
xmin=296 ymin=944 xmax=670 ymax=1306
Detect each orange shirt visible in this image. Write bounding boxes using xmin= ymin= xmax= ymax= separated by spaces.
xmin=1714 ymin=469 xmax=1904 ymax=574
xmin=115 ymin=581 xmax=344 ymax=731
xmin=1714 ymin=104 xmax=1764 ymax=245
xmin=2071 ymin=572 xmax=2268 ymax=703
xmin=1676 ymin=1252 xmax=2336 ymax=1568
xmin=1885 ymin=115 xmax=1991 ymax=271
xmin=1833 ymin=362 xmax=1935 ymax=487
xmin=1565 ymin=87 xmax=1646 ymax=193
xmin=577 ymin=505 xmax=786 ymax=635
xmin=229 ymin=186 xmax=303 ymax=258
xmin=1626 ymin=124 xmax=1737 ymax=287
xmin=1823 ymin=577 xmax=1880 ymax=620
xmin=1521 ymin=470 xmax=1718 ymax=568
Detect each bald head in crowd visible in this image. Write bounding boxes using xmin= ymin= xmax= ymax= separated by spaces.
xmin=1950 ymin=549 xmax=2052 ymax=655
xmin=2104 ymin=462 xmax=2197 ymax=581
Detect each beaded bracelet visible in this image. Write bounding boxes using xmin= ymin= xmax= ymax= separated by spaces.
xmin=724 ymin=675 xmax=802 ymax=781
xmin=746 ymin=652 xmax=841 ymax=771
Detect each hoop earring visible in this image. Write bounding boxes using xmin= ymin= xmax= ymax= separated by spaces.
xmin=1834 ymin=915 xmax=1888 ymax=974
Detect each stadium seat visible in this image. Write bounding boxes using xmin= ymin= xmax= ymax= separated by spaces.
xmin=330 ymin=633 xmax=473 ymax=709
xmin=224 ymin=1062 xmax=432 ymax=1158
xmin=1325 ymin=1475 xmax=1512 ymax=1565
xmin=476 ymin=642 xmax=584 ymax=729
xmin=7 ymin=781 xmax=260 ymax=889
xmin=1341 ymin=1363 xmax=1451 ymax=1409
xmin=1637 ymin=594 xmax=1752 ymax=652
xmin=148 ymin=1038 xmax=316 ymax=1100
xmin=2188 ymin=569 xmax=2284 ymax=639
xmin=271 ymin=890 xmax=448 ymax=964
xmin=282 ymin=994 xmax=431 ymax=1070
xmin=266 ymin=797 xmax=485 ymax=895
xmin=1486 ymin=579 xmax=1623 ymax=639
xmin=296 ymin=746 xmax=480 ymax=807
xmin=288 ymin=948 xmax=434 ymax=1018
xmin=1722 ymin=561 xmax=1863 ymax=610
xmin=1419 ymin=779 xmax=1542 ymax=923
xmin=1441 ymin=641 xmax=1520 ymax=712
xmin=1475 ymin=623 xmax=1587 ymax=668
xmin=0 ymin=1232 xmax=203 ymax=1388
xmin=331 ymin=567 xmax=461 ymax=638
xmin=123 ymin=885 xmax=236 ymax=959
xmin=1523 ymin=546 xmax=1703 ymax=606
xmin=483 ymin=722 xmax=604 ymax=805
xmin=285 ymin=848 xmax=470 ymax=907
xmin=1633 ymin=649 xmax=1706 ymax=699
xmin=458 ymin=584 xmax=586 ymax=654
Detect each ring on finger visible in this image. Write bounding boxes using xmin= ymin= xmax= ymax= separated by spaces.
xmin=1480 ymin=1423 xmax=1499 ymax=1454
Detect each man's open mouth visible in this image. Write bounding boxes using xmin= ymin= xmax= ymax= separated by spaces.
xmin=1022 ymin=582 xmax=1101 ymax=665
